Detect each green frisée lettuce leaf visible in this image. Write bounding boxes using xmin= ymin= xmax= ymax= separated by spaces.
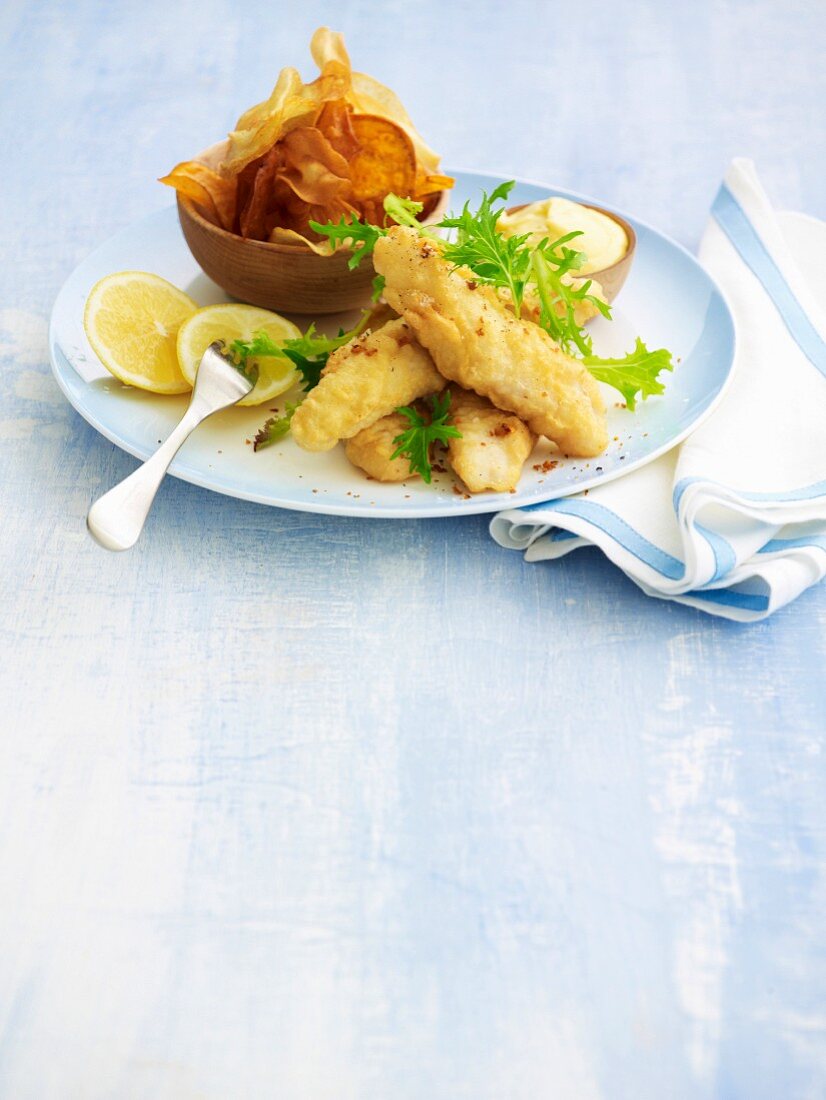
xmin=232 ymin=312 xmax=373 ymax=395
xmin=382 ymin=193 xmax=426 ymax=229
xmin=438 ymin=182 xmax=533 ymax=317
xmin=252 ymin=401 xmax=302 ymax=451
xmin=582 ymin=339 xmax=674 ymax=410
xmin=307 ymin=214 xmax=385 ymax=270
xmin=390 ymin=392 xmax=462 ymax=484
xmin=309 ymin=194 xmax=429 ymax=269
xmin=280 ymin=317 xmax=370 ymax=391
xmin=308 ymin=184 xmax=675 ymax=410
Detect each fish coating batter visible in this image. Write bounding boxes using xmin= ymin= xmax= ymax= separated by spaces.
xmin=373 ymin=227 xmax=608 ymax=456
xmin=362 ymin=301 xmax=399 ymax=330
xmin=445 ymin=386 xmax=537 ymax=493
xmin=290 ymin=318 xmax=443 ymax=452
xmin=345 ymin=408 xmax=423 ymax=482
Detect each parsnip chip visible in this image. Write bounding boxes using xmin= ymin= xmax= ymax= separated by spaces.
xmin=159 ymin=161 xmax=237 ymax=230
xmin=316 ymin=99 xmax=361 ymax=161
xmin=223 ymin=28 xmax=352 ymax=177
xmin=235 ymin=127 xmax=354 ymax=240
xmin=279 ymin=127 xmax=351 ymax=205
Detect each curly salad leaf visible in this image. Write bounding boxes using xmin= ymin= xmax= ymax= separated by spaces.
xmin=311 ymin=186 xmax=674 ymax=409
xmin=391 ymin=392 xmax=461 ymax=484
xmin=232 ymin=312 xmax=372 ymax=395
xmin=252 ymin=401 xmax=302 ymax=451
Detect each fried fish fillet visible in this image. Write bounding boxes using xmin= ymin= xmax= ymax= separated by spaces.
xmin=345 ymin=386 xmax=536 ymax=493
xmin=290 ymin=318 xmax=443 ymax=452
xmin=362 ymin=301 xmax=399 ymax=330
xmin=445 ymin=386 xmax=536 ymax=493
xmin=373 ymin=227 xmax=608 ymax=456
xmin=345 ymin=408 xmax=422 ymax=482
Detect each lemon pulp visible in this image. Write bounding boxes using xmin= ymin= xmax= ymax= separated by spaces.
xmin=84 ymin=271 xmax=197 ymax=394
xmin=176 ymin=303 xmax=302 ymax=406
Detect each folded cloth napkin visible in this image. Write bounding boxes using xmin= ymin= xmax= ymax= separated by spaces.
xmin=490 ymin=159 xmax=826 ymax=621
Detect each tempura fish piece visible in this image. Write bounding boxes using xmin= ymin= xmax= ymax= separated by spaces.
xmin=346 ymin=387 xmax=536 ymax=492
xmin=345 ymin=408 xmax=422 ymax=482
xmin=373 ymin=227 xmax=608 ymax=456
xmin=290 ymin=318 xmax=442 ymax=452
xmin=362 ymin=301 xmax=398 ymax=330
xmin=446 ymin=386 xmax=536 ymax=493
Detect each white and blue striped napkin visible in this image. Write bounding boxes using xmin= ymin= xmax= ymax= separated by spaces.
xmin=490 ymin=159 xmax=826 ymax=621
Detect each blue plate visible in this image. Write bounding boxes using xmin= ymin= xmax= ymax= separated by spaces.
xmin=49 ymin=170 xmax=736 ymax=518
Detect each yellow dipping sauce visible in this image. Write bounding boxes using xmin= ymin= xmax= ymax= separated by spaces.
xmin=497 ymin=196 xmax=628 ymax=275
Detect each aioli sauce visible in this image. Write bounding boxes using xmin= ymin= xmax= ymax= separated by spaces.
xmin=498 ymin=197 xmax=628 ymax=274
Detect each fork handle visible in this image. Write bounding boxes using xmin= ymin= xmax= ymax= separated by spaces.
xmin=87 ymin=403 xmax=206 ymax=551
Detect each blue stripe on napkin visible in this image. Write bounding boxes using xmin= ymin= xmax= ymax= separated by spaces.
xmin=674 ymin=475 xmax=826 ymax=509
xmin=687 ymin=588 xmax=769 ymax=613
xmin=695 ymin=522 xmax=737 ymax=582
xmin=531 ymin=499 xmax=685 ymax=579
xmin=712 ymin=184 xmax=826 ymax=379
xmin=758 ymin=535 xmax=826 ymax=554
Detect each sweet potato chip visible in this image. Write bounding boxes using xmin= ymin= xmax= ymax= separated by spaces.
xmin=348 ymin=115 xmax=416 ymax=202
xmin=415 ymin=173 xmax=455 ymax=199
xmin=348 ymin=71 xmax=441 ymax=177
xmin=238 ymin=146 xmax=282 ymax=240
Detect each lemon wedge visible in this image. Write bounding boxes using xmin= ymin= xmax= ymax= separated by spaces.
xmin=84 ymin=271 xmax=197 ymax=394
xmin=176 ymin=303 xmax=302 ymax=406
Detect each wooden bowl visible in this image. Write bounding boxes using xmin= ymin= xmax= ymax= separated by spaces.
xmin=505 ymin=202 xmax=636 ymax=304
xmin=178 ymin=189 xmax=450 ymax=316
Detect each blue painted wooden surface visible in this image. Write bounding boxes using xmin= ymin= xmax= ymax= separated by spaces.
xmin=1 ymin=1 xmax=825 ymax=1096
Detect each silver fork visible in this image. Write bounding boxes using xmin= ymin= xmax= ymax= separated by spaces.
xmin=87 ymin=342 xmax=254 ymax=551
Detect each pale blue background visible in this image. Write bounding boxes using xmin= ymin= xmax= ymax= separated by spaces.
xmin=1 ymin=2 xmax=825 ymax=1097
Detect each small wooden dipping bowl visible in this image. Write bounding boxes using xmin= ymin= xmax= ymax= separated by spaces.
xmin=178 ymin=189 xmax=450 ymax=316
xmin=505 ymin=202 xmax=636 ymax=304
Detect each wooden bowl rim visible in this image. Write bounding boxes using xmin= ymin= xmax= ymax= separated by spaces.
xmin=505 ymin=200 xmax=636 ymax=281
xmin=178 ymin=188 xmax=452 ymax=260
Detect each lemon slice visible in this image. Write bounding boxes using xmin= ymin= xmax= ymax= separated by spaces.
xmin=176 ymin=303 xmax=302 ymax=406
xmin=84 ymin=271 xmax=197 ymax=394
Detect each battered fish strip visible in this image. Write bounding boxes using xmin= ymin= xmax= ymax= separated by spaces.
xmin=345 ymin=409 xmax=423 ymax=483
xmin=445 ymin=386 xmax=536 ymax=493
xmin=290 ymin=318 xmax=443 ymax=452
xmin=373 ymin=227 xmax=608 ymax=456
xmin=345 ymin=386 xmax=536 ymax=493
